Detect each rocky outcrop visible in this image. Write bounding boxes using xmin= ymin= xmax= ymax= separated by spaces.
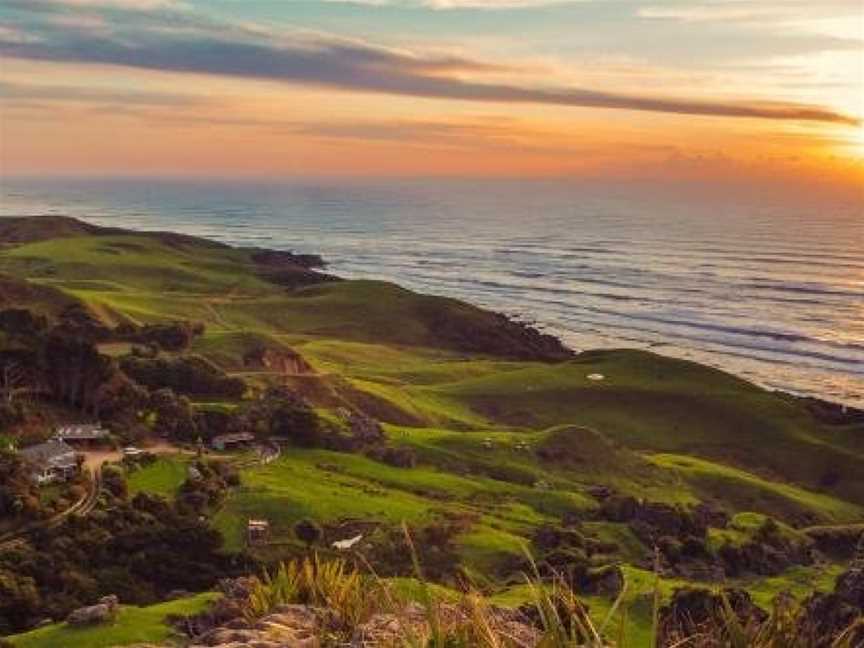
xmin=243 ymin=346 xmax=314 ymax=375
xmin=798 ymin=560 xmax=864 ymax=647
xmin=178 ymin=599 xmax=541 ymax=648
xmin=65 ymin=595 xmax=119 ymax=626
xmin=802 ymin=396 xmax=864 ymax=425
xmin=599 ymin=497 xmax=723 ymax=539
xmin=804 ymin=524 xmax=864 ymax=560
xmin=191 ymin=605 xmax=322 ymax=648
xmin=352 ymin=602 xmax=540 ymax=647
xmin=658 ymin=587 xmax=767 ymax=645
xmin=249 ymin=248 xmax=326 ymax=270
xmin=417 ymin=301 xmax=574 ymax=362
xmin=346 ymin=412 xmax=385 ymax=445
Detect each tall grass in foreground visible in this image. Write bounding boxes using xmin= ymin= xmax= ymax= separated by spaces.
xmin=245 ymin=553 xmax=373 ymax=629
xmin=241 ymin=529 xmax=862 ymax=647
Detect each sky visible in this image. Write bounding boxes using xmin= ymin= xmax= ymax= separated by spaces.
xmin=0 ymin=0 xmax=863 ymax=185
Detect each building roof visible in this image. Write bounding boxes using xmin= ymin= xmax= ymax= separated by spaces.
xmin=212 ymin=432 xmax=255 ymax=445
xmin=55 ymin=424 xmax=109 ymax=441
xmin=20 ymin=439 xmax=77 ymax=468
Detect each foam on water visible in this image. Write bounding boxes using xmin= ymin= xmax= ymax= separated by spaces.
xmin=2 ymin=176 xmax=862 ymax=407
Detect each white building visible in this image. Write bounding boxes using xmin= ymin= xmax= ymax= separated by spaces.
xmin=19 ymin=439 xmax=79 ymax=485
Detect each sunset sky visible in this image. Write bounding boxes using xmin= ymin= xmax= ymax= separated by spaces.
xmin=1 ymin=0 xmax=863 ymax=183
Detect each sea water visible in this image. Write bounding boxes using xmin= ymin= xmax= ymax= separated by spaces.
xmin=2 ymin=176 xmax=862 ymax=408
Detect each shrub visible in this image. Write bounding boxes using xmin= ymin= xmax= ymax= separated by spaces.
xmin=294 ymin=519 xmax=322 ymax=547
xmin=270 ymin=402 xmax=322 ymax=447
xmin=245 ymin=555 xmax=372 ymax=629
xmin=135 ymin=321 xmax=204 ymax=351
xmin=367 ymin=445 xmax=417 ymax=468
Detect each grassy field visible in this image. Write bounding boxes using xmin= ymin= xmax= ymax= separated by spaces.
xmin=649 ymin=454 xmax=863 ymax=524
xmin=7 ymin=593 xmax=219 ymax=648
xmin=127 ymin=455 xmax=190 ymax=498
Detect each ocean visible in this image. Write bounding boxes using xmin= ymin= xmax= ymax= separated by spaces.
xmin=1 ymin=176 xmax=862 ymax=408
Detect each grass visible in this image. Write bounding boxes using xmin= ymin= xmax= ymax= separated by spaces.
xmin=212 ymin=444 xmax=597 ymax=563
xmin=213 ymin=451 xmax=436 ymax=551
xmin=649 ymin=454 xmax=863 ymax=524
xmin=3 ymin=219 xmax=864 ymax=634
xmin=421 ymin=355 xmax=864 ymax=492
xmin=741 ymin=563 xmax=847 ymax=610
xmin=127 ymin=455 xmax=190 ymax=498
xmin=7 ymin=592 xmax=219 ymax=648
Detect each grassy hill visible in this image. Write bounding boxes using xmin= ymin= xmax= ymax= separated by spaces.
xmin=1 ymin=216 xmax=860 ymax=518
xmin=1 ymin=215 xmax=862 ymax=646
xmin=7 ymin=593 xmax=218 ymax=648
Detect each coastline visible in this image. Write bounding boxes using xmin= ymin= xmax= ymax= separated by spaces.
xmin=1 ymin=212 xmax=861 ymax=414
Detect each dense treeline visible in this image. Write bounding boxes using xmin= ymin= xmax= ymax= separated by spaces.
xmin=0 ymin=304 xmax=418 ymax=635
xmin=0 ymin=452 xmax=43 ymax=520
xmin=0 ymin=487 xmax=242 ymax=633
xmin=120 ymin=355 xmax=246 ymax=399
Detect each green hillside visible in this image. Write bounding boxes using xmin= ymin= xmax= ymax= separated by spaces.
xmin=1 ymin=216 xmax=862 ymax=646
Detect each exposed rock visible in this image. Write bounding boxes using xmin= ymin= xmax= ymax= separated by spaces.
xmin=599 ymin=495 xmax=640 ymax=522
xmin=691 ymin=502 xmax=730 ymax=529
xmin=249 ymin=248 xmax=326 ymax=270
xmin=583 ymin=564 xmax=624 ymax=597
xmin=352 ymin=603 xmax=428 ymax=646
xmin=805 ymin=524 xmax=864 ymax=560
xmin=352 ymin=602 xmax=541 ymax=647
xmin=170 ymin=578 xmax=256 ymax=637
xmin=802 ymin=396 xmax=864 ymax=425
xmin=65 ymin=595 xmax=119 ymax=626
xmin=218 ymin=576 xmax=260 ymax=600
xmin=243 ymin=346 xmax=314 ymax=375
xmin=366 ymin=444 xmax=417 ymax=468
xmin=658 ymin=587 xmax=767 ymax=644
xmin=191 ymin=605 xmax=322 ymax=648
xmin=717 ymin=522 xmax=816 ymax=578
xmin=835 ymin=563 xmax=864 ymax=606
xmin=586 ymin=485 xmax=614 ymax=501
xmin=799 ymin=563 xmax=864 ymax=647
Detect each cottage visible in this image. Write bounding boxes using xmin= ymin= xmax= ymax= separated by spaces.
xmin=19 ymin=439 xmax=79 ymax=485
xmin=54 ymin=424 xmax=110 ymax=446
xmin=211 ymin=432 xmax=255 ymax=451
xmin=247 ymin=519 xmax=270 ymax=546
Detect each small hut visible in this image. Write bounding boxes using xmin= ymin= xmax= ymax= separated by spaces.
xmin=211 ymin=432 xmax=255 ymax=451
xmin=247 ymin=519 xmax=271 ymax=546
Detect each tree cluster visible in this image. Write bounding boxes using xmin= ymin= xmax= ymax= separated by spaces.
xmin=0 ymin=449 xmax=43 ymax=520
xmin=0 ymin=488 xmax=239 ymax=634
xmin=176 ymin=460 xmax=239 ymax=517
xmin=120 ymin=355 xmax=246 ymax=399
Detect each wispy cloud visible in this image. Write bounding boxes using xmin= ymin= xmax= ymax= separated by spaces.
xmin=0 ymin=2 xmax=857 ymax=125
xmin=322 ymin=0 xmax=580 ymax=7
xmin=27 ymin=0 xmax=181 ymax=9
xmin=637 ymin=1 xmax=863 ymax=24
xmin=0 ymin=80 xmax=207 ymax=107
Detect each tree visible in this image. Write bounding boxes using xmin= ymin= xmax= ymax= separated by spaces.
xmin=270 ymin=402 xmax=321 ymax=447
xmin=294 ymin=519 xmax=322 ymax=548
xmin=39 ymin=335 xmax=113 ymax=414
xmin=0 ymin=362 xmax=25 ymax=406
xmin=149 ymin=388 xmax=198 ymax=441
